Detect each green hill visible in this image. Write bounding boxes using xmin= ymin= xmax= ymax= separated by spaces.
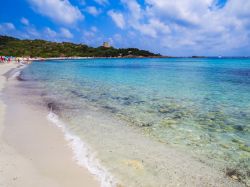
xmin=0 ymin=35 xmax=161 ymax=58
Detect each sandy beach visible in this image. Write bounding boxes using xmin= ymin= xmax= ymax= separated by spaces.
xmin=0 ymin=63 xmax=99 ymax=187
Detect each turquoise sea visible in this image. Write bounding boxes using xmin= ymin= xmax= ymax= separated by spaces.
xmin=17 ymin=58 xmax=250 ymax=186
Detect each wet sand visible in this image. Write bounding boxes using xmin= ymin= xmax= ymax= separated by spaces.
xmin=0 ymin=63 xmax=99 ymax=187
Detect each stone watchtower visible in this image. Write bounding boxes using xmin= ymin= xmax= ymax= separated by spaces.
xmin=103 ymin=42 xmax=111 ymax=48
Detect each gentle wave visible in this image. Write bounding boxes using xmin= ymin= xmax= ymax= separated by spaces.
xmin=12 ymin=70 xmax=21 ymax=78
xmin=47 ymin=111 xmax=117 ymax=187
xmin=5 ymin=64 xmax=27 ymax=80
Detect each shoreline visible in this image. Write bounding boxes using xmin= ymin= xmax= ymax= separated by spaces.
xmin=18 ymin=56 xmax=250 ymax=62
xmin=29 ymin=57 xmax=250 ymax=62
xmin=0 ymin=63 xmax=100 ymax=187
xmin=47 ymin=111 xmax=117 ymax=187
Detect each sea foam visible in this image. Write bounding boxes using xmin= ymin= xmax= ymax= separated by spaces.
xmin=6 ymin=64 xmax=27 ymax=80
xmin=47 ymin=111 xmax=117 ymax=187
xmin=12 ymin=70 xmax=21 ymax=78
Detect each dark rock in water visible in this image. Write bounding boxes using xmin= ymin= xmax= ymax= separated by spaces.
xmin=111 ymin=96 xmax=122 ymax=100
xmin=122 ymin=99 xmax=145 ymax=105
xmin=48 ymin=102 xmax=55 ymax=110
xmin=71 ymin=90 xmax=87 ymax=99
xmin=139 ymin=122 xmax=153 ymax=127
xmin=110 ymin=95 xmax=144 ymax=106
xmin=16 ymin=75 xmax=27 ymax=81
xmin=123 ymin=101 xmax=132 ymax=105
xmin=172 ymin=112 xmax=184 ymax=119
xmin=234 ymin=125 xmax=244 ymax=131
xmin=100 ymin=93 xmax=109 ymax=98
xmin=123 ymin=97 xmax=130 ymax=101
xmin=41 ymin=92 xmax=47 ymax=97
xmin=134 ymin=100 xmax=145 ymax=104
xmin=47 ymin=102 xmax=60 ymax=112
xmin=225 ymin=158 xmax=250 ymax=185
xmin=239 ymin=144 xmax=250 ymax=152
xmin=102 ymin=105 xmax=118 ymax=113
xmin=225 ymin=168 xmax=241 ymax=181
xmin=151 ymin=98 xmax=159 ymax=101
xmin=90 ymin=99 xmax=97 ymax=102
xmin=239 ymin=111 xmax=247 ymax=118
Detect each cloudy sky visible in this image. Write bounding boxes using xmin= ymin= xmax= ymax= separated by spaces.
xmin=0 ymin=0 xmax=250 ymax=56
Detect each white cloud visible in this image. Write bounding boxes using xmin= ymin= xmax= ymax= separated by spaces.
xmin=21 ymin=17 xmax=30 ymax=26
xmin=84 ymin=31 xmax=95 ymax=38
xmin=108 ymin=10 xmax=125 ymax=29
xmin=117 ymin=0 xmax=250 ymax=55
xmin=82 ymin=29 xmax=103 ymax=47
xmin=0 ymin=22 xmax=15 ymax=30
xmin=144 ymin=0 xmax=213 ymax=26
xmin=91 ymin=26 xmax=98 ymax=32
xmin=86 ymin=6 xmax=101 ymax=16
xmin=113 ymin=33 xmax=122 ymax=43
xmin=60 ymin=28 xmax=73 ymax=39
xmin=83 ymin=26 xmax=98 ymax=38
xmin=131 ymin=18 xmax=170 ymax=38
xmin=2 ymin=23 xmax=43 ymax=40
xmin=44 ymin=27 xmax=74 ymax=41
xmin=44 ymin=27 xmax=57 ymax=38
xmin=26 ymin=27 xmax=40 ymax=37
xmin=0 ymin=22 xmax=16 ymax=35
xmin=120 ymin=0 xmax=170 ymax=38
xmin=121 ymin=0 xmax=142 ymax=21
xmin=28 ymin=0 xmax=84 ymax=25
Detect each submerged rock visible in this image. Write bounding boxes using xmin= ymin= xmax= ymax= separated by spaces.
xmin=47 ymin=102 xmax=59 ymax=111
xmin=161 ymin=118 xmax=177 ymax=128
xmin=225 ymin=158 xmax=250 ymax=186
xmin=239 ymin=144 xmax=250 ymax=153
xmin=225 ymin=168 xmax=241 ymax=182
xmin=234 ymin=125 xmax=245 ymax=131
xmin=123 ymin=159 xmax=144 ymax=170
xmin=232 ymin=138 xmax=244 ymax=144
xmin=102 ymin=105 xmax=119 ymax=113
xmin=71 ymin=90 xmax=87 ymax=99
xmin=16 ymin=75 xmax=26 ymax=81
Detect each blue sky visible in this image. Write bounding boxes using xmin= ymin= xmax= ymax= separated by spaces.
xmin=0 ymin=0 xmax=250 ymax=56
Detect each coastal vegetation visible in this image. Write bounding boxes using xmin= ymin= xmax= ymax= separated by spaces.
xmin=0 ymin=35 xmax=161 ymax=58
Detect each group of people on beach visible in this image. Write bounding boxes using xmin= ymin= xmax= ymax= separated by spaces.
xmin=0 ymin=56 xmax=31 ymax=64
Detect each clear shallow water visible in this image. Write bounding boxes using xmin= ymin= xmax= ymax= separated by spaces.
xmin=19 ymin=58 xmax=250 ymax=185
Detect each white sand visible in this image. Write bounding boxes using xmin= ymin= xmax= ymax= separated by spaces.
xmin=0 ymin=63 xmax=99 ymax=187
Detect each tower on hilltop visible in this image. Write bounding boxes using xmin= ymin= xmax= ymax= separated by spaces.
xmin=103 ymin=42 xmax=111 ymax=48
